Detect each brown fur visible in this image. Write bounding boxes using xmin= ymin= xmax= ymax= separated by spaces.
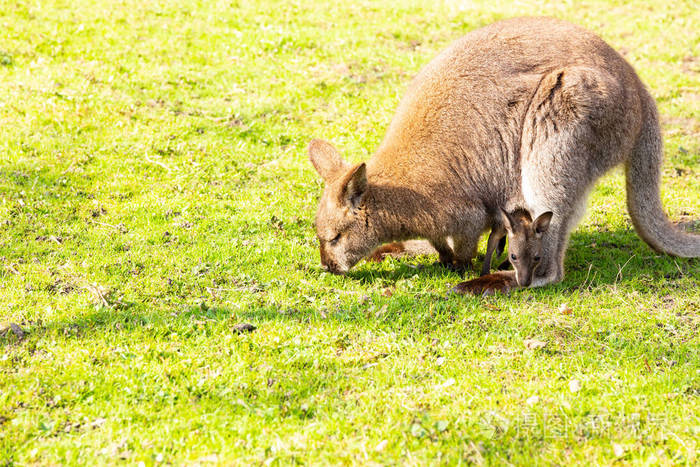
xmin=309 ymin=17 xmax=700 ymax=283
xmin=367 ymin=242 xmax=406 ymax=262
xmin=452 ymin=272 xmax=518 ymax=296
xmin=367 ymin=240 xmax=436 ymax=262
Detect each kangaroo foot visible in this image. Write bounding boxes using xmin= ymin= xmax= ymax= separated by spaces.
xmin=452 ymin=271 xmax=519 ymax=296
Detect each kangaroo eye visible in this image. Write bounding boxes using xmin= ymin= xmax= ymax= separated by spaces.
xmin=510 ymin=254 xmax=517 ymax=261
xmin=329 ymin=233 xmax=341 ymax=245
xmin=534 ymin=255 xmax=541 ymax=262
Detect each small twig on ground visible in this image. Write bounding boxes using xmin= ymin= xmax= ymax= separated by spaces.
xmin=83 ymin=283 xmax=110 ymax=307
xmin=615 ymin=254 xmax=636 ymax=284
xmin=144 ymin=153 xmax=173 ymax=173
xmin=581 ymin=263 xmax=594 ymax=290
xmin=673 ymin=260 xmax=685 ymax=276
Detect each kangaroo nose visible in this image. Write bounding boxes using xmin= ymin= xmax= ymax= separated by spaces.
xmin=516 ymin=268 xmax=531 ymax=287
xmin=518 ymin=274 xmax=532 ymax=287
xmin=320 ymin=263 xmax=329 ymax=271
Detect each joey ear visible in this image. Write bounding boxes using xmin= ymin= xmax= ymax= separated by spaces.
xmin=308 ymin=139 xmax=349 ymax=181
xmin=533 ymin=211 xmax=553 ymax=235
xmin=340 ymin=163 xmax=367 ymax=209
xmin=500 ymin=208 xmax=514 ymax=232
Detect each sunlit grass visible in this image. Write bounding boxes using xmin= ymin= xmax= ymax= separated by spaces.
xmin=0 ymin=0 xmax=698 ymax=464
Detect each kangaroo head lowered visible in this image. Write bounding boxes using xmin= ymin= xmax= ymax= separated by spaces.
xmin=501 ymin=208 xmax=553 ymax=287
xmin=309 ymin=139 xmax=379 ymax=274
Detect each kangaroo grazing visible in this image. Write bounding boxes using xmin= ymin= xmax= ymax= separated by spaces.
xmin=482 ymin=209 xmax=553 ymax=286
xmin=308 ymin=17 xmax=700 ymax=292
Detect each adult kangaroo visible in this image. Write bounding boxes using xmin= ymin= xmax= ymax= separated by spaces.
xmin=308 ymin=17 xmax=700 ymax=290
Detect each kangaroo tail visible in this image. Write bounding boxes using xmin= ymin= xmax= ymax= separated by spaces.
xmin=625 ymin=89 xmax=700 ymax=257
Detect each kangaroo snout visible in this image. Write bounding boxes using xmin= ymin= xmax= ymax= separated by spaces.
xmin=517 ymin=276 xmax=532 ymax=287
xmin=515 ymin=267 xmax=532 ymax=287
xmin=321 ymin=261 xmax=345 ymax=275
xmin=319 ymin=250 xmax=345 ymax=275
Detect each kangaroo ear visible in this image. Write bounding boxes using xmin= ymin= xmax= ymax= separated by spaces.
xmin=308 ymin=139 xmax=348 ymax=181
xmin=500 ymin=208 xmax=514 ymax=233
xmin=533 ymin=211 xmax=553 ymax=235
xmin=339 ymin=163 xmax=367 ymax=209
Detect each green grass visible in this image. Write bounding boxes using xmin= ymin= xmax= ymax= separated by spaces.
xmin=1 ymin=0 xmax=698 ymax=464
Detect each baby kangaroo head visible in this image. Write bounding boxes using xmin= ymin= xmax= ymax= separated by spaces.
xmin=308 ymin=139 xmax=378 ymax=274
xmin=500 ymin=208 xmax=553 ymax=287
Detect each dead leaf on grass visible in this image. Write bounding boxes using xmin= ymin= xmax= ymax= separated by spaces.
xmin=35 ymin=235 xmax=62 ymax=244
xmin=613 ymin=443 xmax=625 ymax=457
xmin=85 ymin=283 xmax=111 ymax=307
xmin=559 ymin=303 xmax=573 ymax=315
xmin=569 ymin=379 xmax=582 ymax=393
xmin=375 ymin=439 xmax=388 ymax=452
xmin=526 ymin=395 xmax=540 ymax=406
xmin=523 ymin=338 xmax=547 ymax=350
xmin=90 ymin=418 xmax=106 ymax=429
xmin=1 ymin=322 xmax=27 ymax=340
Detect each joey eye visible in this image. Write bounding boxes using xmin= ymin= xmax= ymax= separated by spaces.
xmin=329 ymin=233 xmax=341 ymax=245
xmin=534 ymin=255 xmax=541 ymax=262
xmin=510 ymin=254 xmax=517 ymax=261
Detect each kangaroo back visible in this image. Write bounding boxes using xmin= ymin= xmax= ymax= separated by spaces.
xmin=626 ymin=89 xmax=700 ymax=257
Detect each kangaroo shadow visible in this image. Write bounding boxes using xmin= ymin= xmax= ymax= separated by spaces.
xmin=347 ymin=259 xmax=459 ymax=283
xmin=2 ymin=223 xmax=697 ymax=350
xmin=346 ymin=226 xmax=699 ymax=287
xmin=562 ymin=227 xmax=699 ymax=285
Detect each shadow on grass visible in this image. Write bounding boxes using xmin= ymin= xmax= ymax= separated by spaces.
xmin=2 ymin=226 xmax=698 ymax=350
xmin=347 ymin=260 xmax=458 ymax=283
xmin=348 ymin=227 xmax=699 ymax=287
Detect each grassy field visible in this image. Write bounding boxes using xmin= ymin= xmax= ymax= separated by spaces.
xmin=1 ymin=0 xmax=698 ymax=464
